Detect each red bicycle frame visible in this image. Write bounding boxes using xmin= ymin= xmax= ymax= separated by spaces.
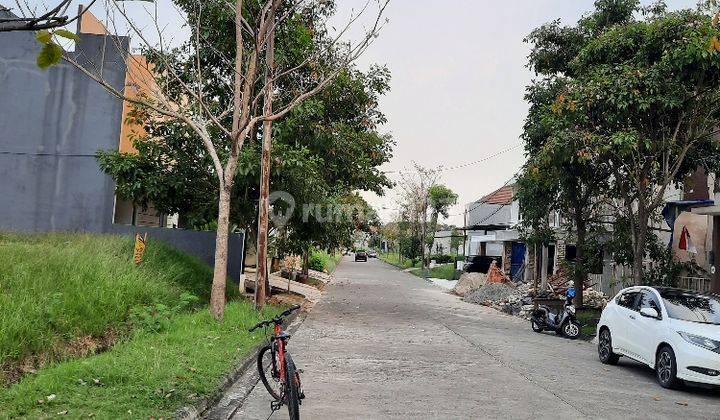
xmin=274 ymin=323 xmax=287 ymax=382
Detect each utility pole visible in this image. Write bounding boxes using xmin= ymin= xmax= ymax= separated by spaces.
xmin=421 ymin=176 xmax=428 ymax=279
xmin=462 ymin=207 xmax=468 ymax=259
xmin=254 ymin=6 xmax=276 ymax=310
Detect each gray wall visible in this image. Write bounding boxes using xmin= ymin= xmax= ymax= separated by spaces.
xmin=0 ymin=29 xmax=127 ymax=232
xmin=0 ymin=27 xmax=244 ymax=279
xmin=107 ymin=225 xmax=245 ymax=281
xmin=466 ymin=202 xmax=512 ymax=227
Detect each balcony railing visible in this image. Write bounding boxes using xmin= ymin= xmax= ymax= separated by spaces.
xmin=677 ymin=276 xmax=712 ymax=293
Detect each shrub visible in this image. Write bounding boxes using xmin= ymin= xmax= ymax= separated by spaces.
xmin=309 ymin=252 xmax=325 ymax=271
xmin=430 ymin=254 xmax=455 ymax=264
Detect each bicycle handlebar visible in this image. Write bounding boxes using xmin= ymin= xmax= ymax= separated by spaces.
xmin=248 ymin=304 xmax=301 ymax=332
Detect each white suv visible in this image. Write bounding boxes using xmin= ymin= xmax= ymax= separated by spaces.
xmin=597 ymin=286 xmax=720 ymax=388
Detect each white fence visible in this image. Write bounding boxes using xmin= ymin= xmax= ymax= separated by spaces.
xmin=677 ymin=276 xmax=712 ymax=293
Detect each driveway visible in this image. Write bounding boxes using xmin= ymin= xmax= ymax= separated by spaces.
xmin=227 ymin=256 xmax=719 ymax=419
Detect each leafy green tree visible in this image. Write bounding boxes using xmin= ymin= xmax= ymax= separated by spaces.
xmin=98 ymin=65 xmax=393 ymax=271
xmin=517 ymin=0 xmax=629 ymax=304
xmin=449 ymin=228 xmax=462 ymax=256
xmin=426 ymin=185 xmax=458 ymax=259
xmin=563 ymin=4 xmax=720 ymax=284
xmin=520 ymin=0 xmax=720 ymax=293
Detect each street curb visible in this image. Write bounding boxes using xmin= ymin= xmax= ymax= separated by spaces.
xmin=175 ymin=311 xmax=306 ymax=420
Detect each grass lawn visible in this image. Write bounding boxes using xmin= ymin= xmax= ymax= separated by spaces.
xmin=0 ymin=232 xmax=275 ymax=418
xmin=0 ymin=302 xmax=279 ymax=419
xmin=378 ymin=252 xmax=419 ymax=269
xmin=410 ymin=264 xmax=457 ymax=280
xmin=0 ymin=232 xmax=238 ymax=374
xmin=577 ymin=308 xmax=602 ymax=339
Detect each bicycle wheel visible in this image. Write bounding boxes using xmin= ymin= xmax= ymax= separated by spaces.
xmin=285 ymin=353 xmax=300 ymax=420
xmin=257 ymin=345 xmax=282 ymax=400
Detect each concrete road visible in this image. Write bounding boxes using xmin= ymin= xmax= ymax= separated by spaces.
xmin=229 ymin=257 xmax=720 ymax=419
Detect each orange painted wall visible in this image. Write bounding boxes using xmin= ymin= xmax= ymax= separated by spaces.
xmin=78 ymin=12 xmax=154 ymax=154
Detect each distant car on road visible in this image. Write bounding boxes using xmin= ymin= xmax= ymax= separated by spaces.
xmin=355 ymin=251 xmax=368 ymax=262
xmin=368 ymin=250 xmax=378 ymax=258
xmin=597 ymin=286 xmax=720 ymax=389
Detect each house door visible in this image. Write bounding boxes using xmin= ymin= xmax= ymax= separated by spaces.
xmin=510 ymin=242 xmax=526 ymax=280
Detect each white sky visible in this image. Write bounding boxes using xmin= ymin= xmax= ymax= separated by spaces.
xmin=11 ymin=0 xmax=699 ymax=226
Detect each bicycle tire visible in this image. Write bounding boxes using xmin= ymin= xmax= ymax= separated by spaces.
xmin=257 ymin=345 xmax=282 ymax=401
xmin=285 ymin=353 xmax=301 ymax=420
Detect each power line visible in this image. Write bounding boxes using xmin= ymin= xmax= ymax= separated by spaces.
xmin=437 ymin=143 xmax=522 ymax=172
xmin=382 ymin=142 xmax=523 ymax=176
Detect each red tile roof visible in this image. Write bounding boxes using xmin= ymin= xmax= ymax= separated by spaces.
xmin=480 ymin=185 xmax=514 ymax=205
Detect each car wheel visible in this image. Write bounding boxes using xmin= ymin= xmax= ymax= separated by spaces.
xmin=656 ymin=345 xmax=682 ymax=389
xmin=531 ymin=320 xmax=543 ymax=333
xmin=598 ymin=328 xmax=620 ymax=365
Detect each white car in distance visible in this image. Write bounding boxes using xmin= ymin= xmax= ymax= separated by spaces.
xmin=597 ymin=286 xmax=720 ymax=389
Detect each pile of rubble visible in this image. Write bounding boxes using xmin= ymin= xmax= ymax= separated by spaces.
xmin=462 ymin=282 xmax=533 ymax=317
xmin=583 ymin=288 xmax=607 ymax=308
xmin=457 ymin=269 xmax=608 ymax=318
xmin=452 ymin=272 xmax=487 ymax=297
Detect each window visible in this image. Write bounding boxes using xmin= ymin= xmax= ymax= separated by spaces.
xmin=639 ymin=291 xmax=661 ymax=315
xmin=660 ymin=289 xmax=720 ymax=325
xmin=616 ymin=291 xmax=640 ymax=310
xmin=565 ymin=245 xmax=577 ymax=261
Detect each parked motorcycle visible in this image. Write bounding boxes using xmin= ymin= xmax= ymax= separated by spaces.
xmin=530 ymin=288 xmax=581 ymax=339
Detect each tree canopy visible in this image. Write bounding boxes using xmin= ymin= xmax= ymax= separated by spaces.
xmin=519 ymin=0 xmax=720 ymax=289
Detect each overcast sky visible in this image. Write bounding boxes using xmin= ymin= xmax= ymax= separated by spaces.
xmin=13 ymin=0 xmax=699 ymax=225
xmin=345 ymin=0 xmax=697 ymax=226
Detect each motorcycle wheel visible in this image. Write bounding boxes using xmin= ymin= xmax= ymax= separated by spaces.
xmin=562 ymin=321 xmax=581 ymax=339
xmin=531 ymin=320 xmax=543 ymax=333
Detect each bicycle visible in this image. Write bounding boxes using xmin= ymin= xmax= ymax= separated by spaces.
xmin=249 ymin=304 xmax=304 ymax=420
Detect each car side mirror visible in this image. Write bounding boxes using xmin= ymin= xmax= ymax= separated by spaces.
xmin=639 ymin=307 xmax=660 ymax=319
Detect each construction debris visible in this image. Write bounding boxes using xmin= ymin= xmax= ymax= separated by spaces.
xmin=486 ymin=260 xmax=508 ymax=284
xmin=452 ymin=272 xmax=487 ymax=297
xmin=462 ymin=282 xmax=532 ymax=317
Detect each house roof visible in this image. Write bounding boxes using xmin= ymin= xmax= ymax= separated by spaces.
xmin=480 ymin=185 xmax=514 ymax=205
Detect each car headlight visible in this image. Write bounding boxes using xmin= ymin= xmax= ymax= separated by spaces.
xmin=678 ymin=332 xmax=720 ymax=354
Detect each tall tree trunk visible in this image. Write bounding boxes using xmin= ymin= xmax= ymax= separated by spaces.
xmin=255 ymin=132 xmax=271 ymax=310
xmin=574 ymin=211 xmax=586 ymax=308
xmin=210 ymin=185 xmax=231 ymax=320
xmin=302 ymin=249 xmax=309 ymax=275
xmin=632 ymin=220 xmax=648 ymax=285
xmin=255 ymin=12 xmax=276 ymax=310
xmin=427 ymin=212 xmax=438 ymax=259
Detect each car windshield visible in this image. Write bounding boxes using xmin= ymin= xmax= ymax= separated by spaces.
xmin=660 ymin=290 xmax=720 ymax=325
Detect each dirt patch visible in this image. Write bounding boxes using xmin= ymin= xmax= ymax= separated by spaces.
xmin=307 ymin=277 xmax=326 ymax=291
xmin=1 ymin=328 xmax=120 ymax=387
xmin=266 ymin=292 xmax=306 ymax=307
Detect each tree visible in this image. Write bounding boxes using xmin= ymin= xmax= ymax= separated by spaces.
xmin=520 ymin=0 xmax=720 ymax=296
xmin=426 ymin=185 xmax=457 ymax=258
xmin=59 ymin=0 xmax=389 ymax=318
xmin=395 ymin=164 xmax=441 ymax=274
xmin=562 ymin=3 xmax=720 ymax=284
xmin=0 ymin=1 xmax=96 ymax=32
xmin=98 ymin=63 xmax=393 ymax=291
xmin=449 ymin=227 xmax=461 ymax=256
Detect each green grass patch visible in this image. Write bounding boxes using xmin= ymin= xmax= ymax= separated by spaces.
xmin=378 ymin=253 xmax=419 ymax=269
xmin=308 ymin=249 xmax=341 ymax=273
xmin=577 ymin=308 xmax=601 ymax=339
xmin=410 ymin=264 xmax=457 ymax=280
xmin=0 ymin=301 xmax=279 ymax=419
xmin=0 ymin=232 xmax=239 ymax=380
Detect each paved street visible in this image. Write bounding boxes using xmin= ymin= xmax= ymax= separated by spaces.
xmin=231 ymin=257 xmax=720 ymax=419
